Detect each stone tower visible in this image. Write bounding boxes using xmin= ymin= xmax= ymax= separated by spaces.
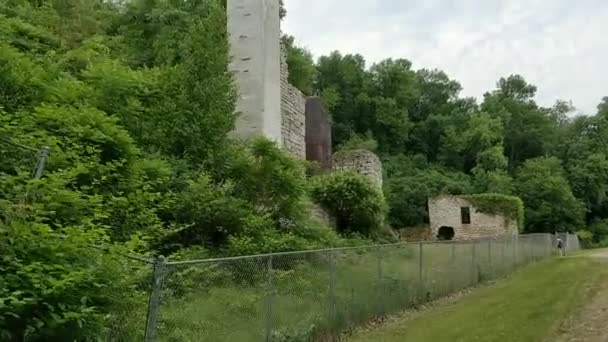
xmin=227 ymin=0 xmax=282 ymax=145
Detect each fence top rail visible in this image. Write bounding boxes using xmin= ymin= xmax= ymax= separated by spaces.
xmin=0 ymin=136 xmax=40 ymax=152
xmin=164 ymin=233 xmax=553 ymax=266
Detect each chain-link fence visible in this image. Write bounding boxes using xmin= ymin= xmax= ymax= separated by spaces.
xmin=111 ymin=233 xmax=578 ymax=342
xmin=557 ymin=232 xmax=580 ymax=253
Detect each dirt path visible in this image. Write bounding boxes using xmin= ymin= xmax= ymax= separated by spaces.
xmin=553 ymin=250 xmax=608 ymax=342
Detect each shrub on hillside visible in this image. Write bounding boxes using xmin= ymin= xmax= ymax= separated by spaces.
xmin=158 ymin=138 xmax=341 ymax=256
xmin=576 ymin=230 xmax=593 ymax=248
xmin=310 ymin=171 xmax=387 ymax=236
xmin=0 ymin=221 xmax=145 ymax=342
xmin=216 ymin=138 xmax=308 ymax=221
xmin=589 ymin=219 xmax=608 ymax=246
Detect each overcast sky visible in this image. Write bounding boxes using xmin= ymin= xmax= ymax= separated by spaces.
xmin=282 ymin=0 xmax=608 ymax=114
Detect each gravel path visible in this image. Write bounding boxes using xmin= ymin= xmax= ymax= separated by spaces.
xmin=553 ymin=250 xmax=608 ymax=342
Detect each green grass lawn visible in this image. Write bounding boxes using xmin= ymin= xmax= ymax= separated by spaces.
xmin=348 ymin=254 xmax=608 ymax=342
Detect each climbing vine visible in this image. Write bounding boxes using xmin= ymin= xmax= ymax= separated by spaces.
xmin=463 ymin=194 xmax=525 ymax=231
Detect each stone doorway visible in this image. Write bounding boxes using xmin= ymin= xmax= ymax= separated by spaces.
xmin=437 ymin=226 xmax=455 ymax=241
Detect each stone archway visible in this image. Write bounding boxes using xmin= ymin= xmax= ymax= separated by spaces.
xmin=437 ymin=226 xmax=455 ymax=241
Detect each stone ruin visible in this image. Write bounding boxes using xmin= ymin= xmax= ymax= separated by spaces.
xmin=428 ymin=195 xmax=518 ymax=241
xmin=226 ymin=0 xmax=382 ymax=188
xmin=226 ymin=1 xmax=527 ymax=242
xmin=333 ymin=150 xmax=383 ymax=188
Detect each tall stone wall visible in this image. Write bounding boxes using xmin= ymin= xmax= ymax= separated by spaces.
xmin=227 ymin=0 xmax=282 ymax=145
xmin=333 ymin=149 xmax=383 ymax=188
xmin=280 ymin=45 xmax=306 ymax=159
xmin=428 ymin=195 xmax=518 ymax=241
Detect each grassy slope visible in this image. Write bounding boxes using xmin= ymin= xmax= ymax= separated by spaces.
xmin=349 ymin=255 xmax=608 ymax=342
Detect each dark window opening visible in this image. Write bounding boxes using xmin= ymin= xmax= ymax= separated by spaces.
xmin=461 ymin=207 xmax=471 ymax=224
xmin=437 ymin=226 xmax=455 ymax=241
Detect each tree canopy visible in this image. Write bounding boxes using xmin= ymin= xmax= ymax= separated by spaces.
xmin=284 ymin=30 xmax=606 ymax=237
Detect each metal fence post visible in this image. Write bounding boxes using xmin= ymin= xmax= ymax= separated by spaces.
xmin=33 ymin=146 xmax=49 ymax=179
xmin=513 ymin=235 xmax=518 ymax=268
xmin=450 ymin=242 xmax=456 ymax=292
xmin=264 ymin=256 xmax=274 ymax=342
xmin=377 ymin=247 xmax=385 ymax=315
xmin=144 ymin=256 xmax=167 ymax=342
xmin=327 ymin=250 xmax=336 ymax=325
xmin=471 ymin=241 xmax=477 ymax=284
xmin=500 ymin=239 xmax=505 ymax=276
xmin=418 ymin=242 xmax=423 ymax=300
xmin=488 ymin=240 xmax=492 ymax=279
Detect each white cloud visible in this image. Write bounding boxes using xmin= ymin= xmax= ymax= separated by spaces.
xmin=283 ymin=0 xmax=608 ymax=114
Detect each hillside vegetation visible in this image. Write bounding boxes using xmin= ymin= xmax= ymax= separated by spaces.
xmin=1 ymin=0 xmax=607 ymax=340
xmin=286 ymin=32 xmax=608 ymax=241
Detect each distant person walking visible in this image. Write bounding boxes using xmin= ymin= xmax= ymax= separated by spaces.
xmin=557 ymin=237 xmax=565 ymax=256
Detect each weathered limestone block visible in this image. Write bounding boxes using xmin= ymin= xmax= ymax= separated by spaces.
xmin=280 ymin=45 xmax=306 ymax=159
xmin=333 ymin=149 xmax=383 ymax=188
xmin=428 ymin=195 xmax=518 ymax=241
xmin=310 ymin=204 xmax=336 ymax=228
xmin=228 ymin=0 xmax=282 ymax=145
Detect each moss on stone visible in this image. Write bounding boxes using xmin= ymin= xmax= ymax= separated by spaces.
xmin=463 ymin=193 xmax=525 ymax=232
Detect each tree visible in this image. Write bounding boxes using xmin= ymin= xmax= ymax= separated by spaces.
xmin=383 ymin=155 xmax=472 ymax=228
xmin=598 ymin=96 xmax=608 ymax=117
xmin=566 ymin=153 xmax=608 ymax=223
xmin=407 ymin=70 xmax=469 ymax=161
xmin=482 ymin=75 xmax=554 ymax=168
xmin=315 ymin=51 xmax=370 ymax=146
xmin=281 ymin=35 xmax=316 ymax=95
xmin=441 ymin=111 xmax=504 ymax=172
xmin=515 ymin=157 xmax=584 ymax=233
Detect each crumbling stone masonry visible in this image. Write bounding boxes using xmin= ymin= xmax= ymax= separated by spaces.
xmin=280 ymin=45 xmax=306 ymax=159
xmin=428 ymin=195 xmax=518 ymax=241
xmin=333 ymin=150 xmax=383 ymax=188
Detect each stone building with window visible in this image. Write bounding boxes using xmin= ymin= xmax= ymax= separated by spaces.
xmin=428 ymin=195 xmax=520 ymax=241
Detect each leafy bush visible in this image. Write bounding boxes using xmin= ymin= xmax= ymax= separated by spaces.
xmin=156 ymin=173 xmax=254 ymax=253
xmin=215 ymin=138 xmax=309 ymax=221
xmin=0 ymin=221 xmax=145 ymax=342
xmin=338 ymin=133 xmax=379 ymax=153
xmin=157 ymin=138 xmax=325 ymax=256
xmin=310 ymin=171 xmax=387 ymax=236
xmin=576 ymin=230 xmax=593 ymax=248
xmin=589 ymin=219 xmax=608 ymax=245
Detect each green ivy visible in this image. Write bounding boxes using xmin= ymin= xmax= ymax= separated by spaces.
xmin=463 ymin=193 xmax=525 ymax=231
xmin=310 ymin=170 xmax=387 ymax=237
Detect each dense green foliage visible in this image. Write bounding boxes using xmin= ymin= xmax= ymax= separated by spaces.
xmin=463 ymin=194 xmax=525 ymax=231
xmin=310 ymin=171 xmax=387 ymax=236
xmin=0 ymin=1 xmax=342 ymax=339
